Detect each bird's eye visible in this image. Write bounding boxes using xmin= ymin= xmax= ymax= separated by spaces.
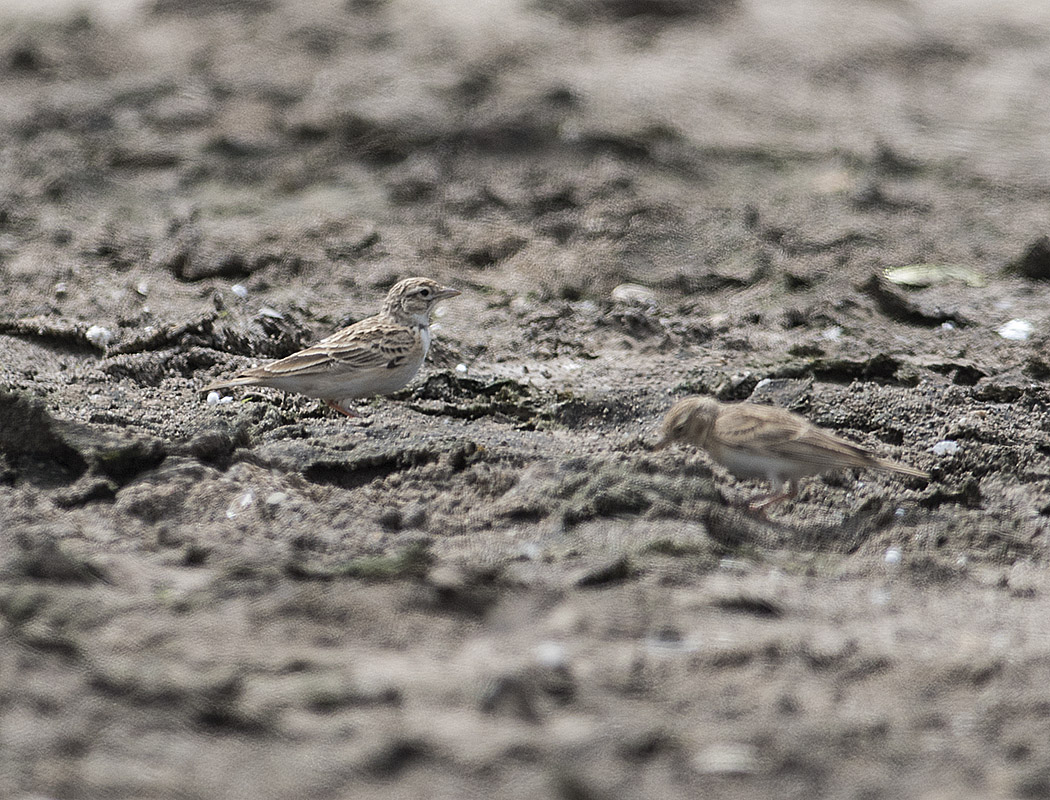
xmin=419 ymin=288 xmax=431 ymax=298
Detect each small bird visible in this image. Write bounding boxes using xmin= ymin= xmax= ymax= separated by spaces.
xmin=203 ymin=277 xmax=460 ymax=416
xmin=655 ymin=396 xmax=928 ymax=511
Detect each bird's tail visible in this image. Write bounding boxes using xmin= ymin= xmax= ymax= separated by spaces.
xmin=875 ymin=458 xmax=929 ymax=480
xmin=201 ymin=376 xmax=259 ymax=393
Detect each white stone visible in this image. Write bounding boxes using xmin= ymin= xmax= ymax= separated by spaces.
xmin=85 ymin=325 xmax=113 ymax=347
xmin=822 ymin=325 xmax=843 ymax=341
xmin=931 ymin=439 xmax=959 ymax=456
xmin=997 ymin=319 xmax=1033 ymax=341
xmin=534 ymin=641 xmax=568 ymax=669
xmin=225 ymin=490 xmax=255 ymax=519
xmin=694 ymin=742 xmax=759 ymax=775
xmin=611 ymin=283 xmax=656 ymax=305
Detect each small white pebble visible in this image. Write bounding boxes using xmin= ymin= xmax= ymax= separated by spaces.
xmin=997 ymin=319 xmax=1033 ymax=341
xmin=55 ymin=281 xmax=68 ymax=296
xmin=510 ymin=295 xmax=531 ymax=313
xmin=85 ymin=325 xmax=113 ymax=347
xmin=136 ymin=281 xmax=149 ymax=297
xmin=940 ymin=321 xmax=955 ymax=331
xmin=894 ymin=507 xmax=906 ymax=518
xmin=822 ymin=325 xmax=843 ymax=342
xmin=611 ymin=283 xmax=656 ymax=305
xmin=258 ymin=306 xmax=284 ymax=319
xmin=534 ymin=641 xmax=568 ymax=669
xmin=694 ymin=742 xmax=759 ymax=776
xmin=206 ymin=391 xmax=221 ymax=406
xmin=518 ymin=542 xmax=542 ymax=561
xmin=265 ymin=491 xmax=290 ymax=506
xmin=719 ymin=557 xmax=748 ymax=573
xmin=455 ymin=363 xmax=468 ymax=375
xmin=931 ymin=439 xmax=959 ymax=456
xmin=225 ymin=490 xmax=255 ymax=519
xmin=884 ymin=547 xmax=902 ymax=565
xmin=219 ymin=396 xmax=233 ymax=405
xmin=231 ymin=283 xmax=249 ymax=298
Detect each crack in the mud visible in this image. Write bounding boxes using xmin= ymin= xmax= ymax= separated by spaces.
xmin=397 ymin=372 xmax=554 ymax=426
xmin=301 ymin=449 xmax=439 ymax=490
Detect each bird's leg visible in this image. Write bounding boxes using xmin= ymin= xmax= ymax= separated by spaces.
xmin=747 ymin=480 xmax=799 ymax=514
xmin=325 ymin=399 xmax=358 ymax=418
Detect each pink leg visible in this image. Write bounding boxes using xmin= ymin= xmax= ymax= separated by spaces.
xmin=325 ymin=400 xmax=358 ymax=418
xmin=747 ymin=480 xmax=798 ymax=514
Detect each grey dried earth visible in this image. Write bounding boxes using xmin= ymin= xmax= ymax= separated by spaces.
xmin=3 ymin=1 xmax=1050 ymax=798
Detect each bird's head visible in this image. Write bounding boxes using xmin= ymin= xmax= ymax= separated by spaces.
xmin=654 ymin=396 xmax=720 ymax=450
xmin=383 ymin=277 xmax=460 ymax=325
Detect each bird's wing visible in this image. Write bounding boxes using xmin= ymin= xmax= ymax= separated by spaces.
xmin=243 ymin=318 xmax=419 ymax=379
xmin=716 ymin=405 xmax=875 ymax=469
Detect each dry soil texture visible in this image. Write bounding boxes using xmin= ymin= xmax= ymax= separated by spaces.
xmin=3 ymin=1 xmax=1050 ymax=798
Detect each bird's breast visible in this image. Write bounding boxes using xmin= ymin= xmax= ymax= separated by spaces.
xmin=712 ymin=445 xmax=824 ymax=483
xmin=419 ymin=324 xmax=431 ymax=358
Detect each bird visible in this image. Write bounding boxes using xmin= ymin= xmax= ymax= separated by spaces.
xmin=203 ymin=277 xmax=460 ymax=416
xmin=655 ymin=395 xmax=928 ymax=511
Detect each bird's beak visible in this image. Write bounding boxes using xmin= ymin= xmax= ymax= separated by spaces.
xmin=435 ymin=286 xmax=461 ymax=300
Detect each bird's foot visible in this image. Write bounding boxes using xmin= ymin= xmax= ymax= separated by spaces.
xmin=325 ymin=400 xmax=359 ymax=418
xmin=746 ymin=483 xmax=798 ymax=516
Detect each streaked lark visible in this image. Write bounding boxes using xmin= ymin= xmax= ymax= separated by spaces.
xmin=204 ymin=277 xmax=459 ymax=416
xmin=656 ymin=396 xmax=928 ymax=511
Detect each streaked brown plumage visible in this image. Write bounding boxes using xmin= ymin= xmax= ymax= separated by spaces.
xmin=655 ymin=396 xmax=928 ymax=511
xmin=203 ymin=277 xmax=459 ymax=416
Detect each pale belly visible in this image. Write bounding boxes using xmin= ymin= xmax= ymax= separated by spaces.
xmin=713 ymin=447 xmax=825 ymax=484
xmin=262 ymin=354 xmax=425 ymax=400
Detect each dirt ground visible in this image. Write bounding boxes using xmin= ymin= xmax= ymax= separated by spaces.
xmin=3 ymin=0 xmax=1050 ymax=797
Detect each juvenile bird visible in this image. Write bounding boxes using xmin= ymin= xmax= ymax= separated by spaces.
xmin=655 ymin=396 xmax=928 ymax=511
xmin=203 ymin=277 xmax=459 ymax=416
